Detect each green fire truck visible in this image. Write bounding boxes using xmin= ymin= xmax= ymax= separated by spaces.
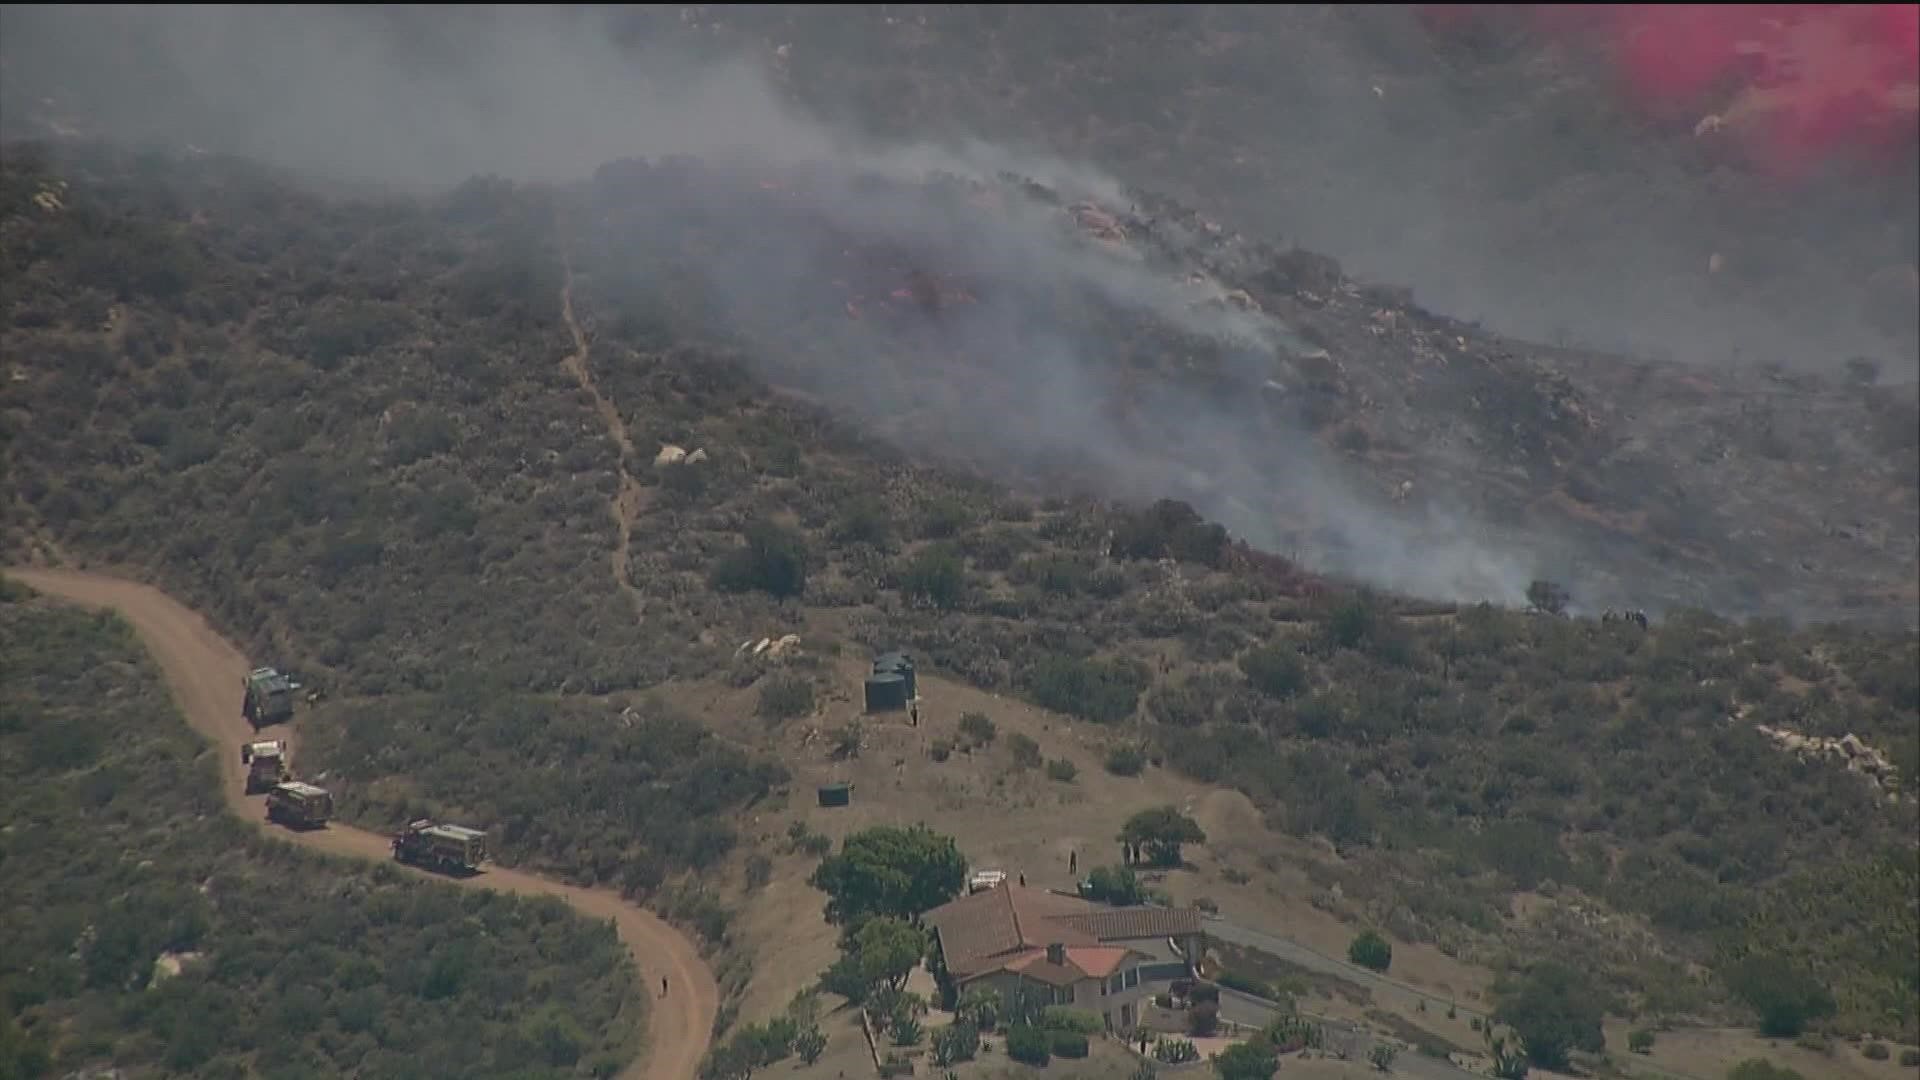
xmin=392 ymin=819 xmax=489 ymax=874
xmin=265 ymin=781 xmax=334 ymax=829
xmin=242 ymin=667 xmax=294 ymax=728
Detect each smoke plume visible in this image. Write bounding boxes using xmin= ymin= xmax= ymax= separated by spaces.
xmin=1 ymin=4 xmax=1908 ymax=619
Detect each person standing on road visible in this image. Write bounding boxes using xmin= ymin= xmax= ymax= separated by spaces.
xmin=661 ymin=976 xmax=669 ymax=998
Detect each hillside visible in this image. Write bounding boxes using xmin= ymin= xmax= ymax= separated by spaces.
xmin=567 ymin=153 xmax=1916 ymax=624
xmin=3 ymin=6 xmax=1915 ymax=623
xmin=1 ymin=5 xmax=1917 ymax=1075
xmin=0 ymin=586 xmax=645 ymax=1079
xmin=1 ymin=142 xmax=1914 ymax=1051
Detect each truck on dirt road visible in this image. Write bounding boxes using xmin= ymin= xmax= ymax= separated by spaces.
xmin=392 ymin=819 xmax=489 ymax=875
xmin=265 ymin=781 xmax=333 ymax=829
xmin=241 ymin=739 xmax=288 ymax=794
xmin=243 ymin=666 xmax=295 ymax=728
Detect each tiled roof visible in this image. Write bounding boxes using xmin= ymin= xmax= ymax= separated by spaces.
xmin=1062 ymin=945 xmax=1132 ymax=980
xmin=926 ymin=884 xmax=1201 ymax=980
xmin=1003 ymin=951 xmax=1083 ymax=987
xmin=1054 ymin=906 xmax=1203 ymax=941
xmin=925 ymin=885 xmax=1098 ymax=975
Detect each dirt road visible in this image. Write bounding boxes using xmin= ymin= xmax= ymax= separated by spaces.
xmin=5 ymin=566 xmax=717 ymax=1080
xmin=558 ymin=267 xmax=649 ymax=619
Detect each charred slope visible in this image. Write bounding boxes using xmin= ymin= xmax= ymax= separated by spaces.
xmin=569 ymin=157 xmax=1918 ymax=626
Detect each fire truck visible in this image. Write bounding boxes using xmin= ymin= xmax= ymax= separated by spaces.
xmin=391 ymin=819 xmax=489 ymax=874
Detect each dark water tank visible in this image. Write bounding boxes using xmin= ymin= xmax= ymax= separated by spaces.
xmin=864 ymin=672 xmax=909 ymax=713
xmin=873 ymin=652 xmax=916 ymax=700
xmin=817 ymin=782 xmax=852 ymax=808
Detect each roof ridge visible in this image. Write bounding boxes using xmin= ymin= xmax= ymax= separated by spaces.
xmin=1000 ymin=882 xmax=1023 ymax=944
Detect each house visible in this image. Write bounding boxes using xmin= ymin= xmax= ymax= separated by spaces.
xmin=923 ymin=882 xmax=1204 ymax=1032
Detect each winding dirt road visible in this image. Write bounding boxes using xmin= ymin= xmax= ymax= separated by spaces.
xmin=4 ymin=566 xmax=716 ymax=1080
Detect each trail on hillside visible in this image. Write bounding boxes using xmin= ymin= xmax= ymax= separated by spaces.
xmin=4 ymin=567 xmax=716 ymax=1080
xmin=560 ymin=267 xmax=649 ymax=618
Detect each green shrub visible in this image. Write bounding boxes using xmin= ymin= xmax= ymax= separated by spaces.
xmin=1495 ymin=962 xmax=1605 ymax=1071
xmin=1005 ymin=1024 xmax=1050 ymax=1065
xmin=917 ymin=495 xmax=975 ymax=540
xmin=888 ymin=1011 xmax=922 ymax=1047
xmin=1239 ymin=645 xmax=1308 ymax=698
xmin=1727 ymin=956 xmax=1836 ymax=1037
xmin=831 ymin=498 xmax=892 ymax=548
xmin=931 ymin=1020 xmax=979 ymax=1065
xmin=958 ymin=711 xmax=996 ymax=746
xmin=1726 ymin=1060 xmax=1804 ymax=1080
xmin=1629 ymin=1028 xmax=1655 ymax=1054
xmin=1862 ymin=1042 xmax=1889 ymax=1060
xmin=899 ymin=544 xmax=968 ymax=608
xmin=1897 ymin=1049 xmax=1919 ymax=1067
xmin=1083 ymin=865 xmax=1146 ymax=905
xmin=1264 ymin=1014 xmax=1324 ymax=1052
xmin=1007 ymin=733 xmax=1043 ymax=769
xmin=1040 ymin=1008 xmax=1105 ymax=1035
xmin=1045 ymin=757 xmax=1078 ymax=782
xmin=1217 ymin=970 xmax=1274 ymax=999
xmin=710 ymin=519 xmax=807 ymax=598
xmin=1105 ymin=743 xmax=1147 ymax=776
xmin=1154 ymin=1036 xmax=1201 ymax=1064
xmin=1189 ymin=1001 xmax=1220 ymax=1036
xmin=794 ymin=1027 xmax=827 ymax=1064
xmin=1348 ymin=930 xmax=1393 ymax=972
xmin=1021 ymin=654 xmax=1149 ymax=723
xmin=1050 ymin=1030 xmax=1090 ymax=1058
xmin=757 ymin=676 xmax=814 ymax=720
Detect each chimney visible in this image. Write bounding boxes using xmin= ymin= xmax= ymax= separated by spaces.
xmin=1046 ymin=943 xmax=1065 ymax=966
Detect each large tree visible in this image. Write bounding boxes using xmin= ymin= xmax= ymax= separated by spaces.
xmin=1118 ymin=805 xmax=1208 ymax=867
xmin=852 ymin=917 xmax=929 ymax=992
xmin=1726 ymin=955 xmax=1836 ymax=1038
xmin=808 ymin=824 xmax=968 ymax=928
xmin=1495 ymin=962 xmax=1605 ymax=1071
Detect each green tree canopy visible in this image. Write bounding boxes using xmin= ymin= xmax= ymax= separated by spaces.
xmin=710 ymin=518 xmax=808 ymax=599
xmin=1084 ymin=864 xmax=1146 ymax=905
xmin=1238 ymin=645 xmax=1308 ymax=698
xmin=1495 ymin=962 xmax=1605 ymax=1071
xmin=1118 ymin=805 xmax=1208 ymax=866
xmin=852 ymin=916 xmax=929 ymax=991
xmin=1726 ymin=955 xmax=1836 ymax=1038
xmin=808 ymin=824 xmax=968 ymax=928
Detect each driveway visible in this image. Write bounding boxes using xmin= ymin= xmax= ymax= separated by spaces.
xmin=1214 ymin=985 xmax=1484 ymax=1080
xmin=1204 ymin=915 xmax=1704 ymax=1080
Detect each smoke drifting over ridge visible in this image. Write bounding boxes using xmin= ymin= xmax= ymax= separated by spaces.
xmin=1 ymin=5 xmax=1906 ymax=617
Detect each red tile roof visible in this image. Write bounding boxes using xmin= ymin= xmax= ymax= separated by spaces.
xmin=1062 ymin=945 xmax=1132 ymax=980
xmin=925 ymin=884 xmax=1201 ymax=982
xmin=1000 ymin=945 xmax=1137 ymax=985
